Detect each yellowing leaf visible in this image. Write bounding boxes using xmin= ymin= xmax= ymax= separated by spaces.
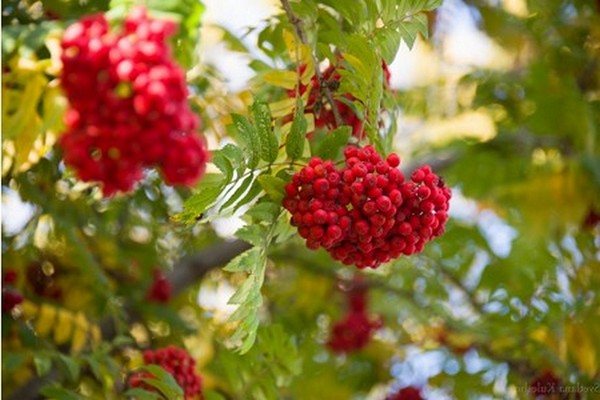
xmin=91 ymin=325 xmax=102 ymax=345
xmin=262 ymin=70 xmax=298 ymax=90
xmin=35 ymin=303 xmax=57 ymax=337
xmin=14 ymin=113 xmax=43 ymax=171
xmin=20 ymin=300 xmax=39 ymax=319
xmin=283 ymin=29 xmax=312 ymax=66
xmin=566 ymin=321 xmax=597 ymax=377
xmin=269 ymin=97 xmax=297 ymax=118
xmin=70 ymin=312 xmax=89 ymax=353
xmin=53 ymin=308 xmax=75 ymax=345
xmin=2 ymin=72 xmax=46 ymax=140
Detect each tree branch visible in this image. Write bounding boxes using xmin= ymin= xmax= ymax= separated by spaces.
xmin=9 ymin=239 xmax=251 ymax=400
xmin=280 ymin=0 xmax=344 ymax=127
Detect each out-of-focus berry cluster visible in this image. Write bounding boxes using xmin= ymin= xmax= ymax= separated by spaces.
xmin=129 ymin=346 xmax=203 ymax=399
xmin=327 ymin=279 xmax=381 ymax=353
xmin=286 ymin=61 xmax=391 ymax=138
xmin=387 ymin=386 xmax=424 ymax=400
xmin=60 ymin=7 xmax=207 ymax=196
xmin=2 ymin=270 xmax=23 ymax=314
xmin=146 ymin=269 xmax=172 ymax=303
xmin=283 ymin=145 xmax=451 ymax=269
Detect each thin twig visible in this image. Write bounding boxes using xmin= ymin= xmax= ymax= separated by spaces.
xmin=279 ymin=0 xmax=343 ymax=126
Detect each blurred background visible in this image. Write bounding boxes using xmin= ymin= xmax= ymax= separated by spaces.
xmin=2 ymin=0 xmax=599 ymax=399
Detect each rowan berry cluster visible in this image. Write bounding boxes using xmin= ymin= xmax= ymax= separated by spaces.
xmin=286 ymin=62 xmax=391 ymax=138
xmin=59 ymin=7 xmax=207 ymax=196
xmin=2 ymin=270 xmax=23 ymax=314
xmin=327 ymin=280 xmax=381 ymax=353
xmin=283 ymin=145 xmax=451 ymax=269
xmin=147 ymin=269 xmax=172 ymax=303
xmin=129 ymin=346 xmax=202 ymax=399
xmin=387 ymin=386 xmax=424 ymax=400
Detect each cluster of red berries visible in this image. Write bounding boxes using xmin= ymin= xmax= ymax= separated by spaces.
xmin=146 ymin=269 xmax=172 ymax=303
xmin=387 ymin=386 xmax=424 ymax=400
xmin=129 ymin=346 xmax=202 ymax=399
xmin=283 ymin=145 xmax=451 ymax=269
xmin=327 ymin=279 xmax=381 ymax=353
xmin=59 ymin=7 xmax=207 ymax=196
xmin=286 ymin=61 xmax=391 ymax=138
xmin=2 ymin=270 xmax=23 ymax=314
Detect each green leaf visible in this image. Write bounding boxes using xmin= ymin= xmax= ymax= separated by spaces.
xmin=228 ymin=272 xmax=262 ymax=305
xmin=176 ymin=174 xmax=224 ymax=223
xmin=246 ymin=201 xmax=281 ymax=223
xmin=231 ymin=114 xmax=260 ymax=169
xmin=233 ymin=177 xmax=264 ymax=213
xmin=57 ymin=354 xmax=80 ymax=383
xmin=140 ymin=364 xmax=184 ymax=399
xmin=251 ymin=99 xmax=279 ymax=163
xmin=257 ymin=175 xmax=287 ymax=202
xmin=83 ymin=355 xmax=102 ymax=382
xmin=315 ymin=126 xmax=351 ymax=161
xmin=212 ymin=151 xmax=234 ymax=183
xmin=235 ymin=224 xmax=266 ymax=247
xmin=34 ymin=353 xmax=52 ymax=377
xmin=39 ymin=386 xmax=86 ymax=400
xmin=223 ymin=247 xmax=261 ymax=273
xmin=286 ymin=100 xmax=307 ymax=160
xmin=203 ymin=389 xmax=227 ymax=400
xmin=373 ymin=27 xmax=402 ymax=64
xmin=226 ymin=249 xmax=267 ymax=354
xmin=123 ymin=388 xmax=164 ymax=400
xmin=220 ymin=174 xmax=254 ymax=211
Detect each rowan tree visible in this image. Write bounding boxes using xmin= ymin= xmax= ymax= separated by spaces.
xmin=2 ymin=0 xmax=599 ymax=399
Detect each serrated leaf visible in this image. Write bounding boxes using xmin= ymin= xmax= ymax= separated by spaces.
xmin=220 ymin=174 xmax=254 ymax=211
xmin=140 ymin=365 xmax=184 ymax=399
xmin=220 ymin=143 xmax=244 ymax=170
xmin=212 ymin=152 xmax=234 ymax=182
xmin=233 ymin=177 xmax=263 ymax=213
xmin=223 ymin=247 xmax=261 ymax=273
xmin=177 ymin=175 xmax=224 ymax=223
xmin=235 ymin=224 xmax=267 ymax=247
xmin=231 ymin=114 xmax=260 ymax=169
xmin=373 ymin=27 xmax=402 ymax=64
xmin=228 ymin=293 xmax=263 ymax=322
xmin=257 ymin=175 xmax=287 ymax=202
xmin=315 ymin=126 xmax=351 ymax=160
xmin=226 ymin=251 xmax=267 ymax=354
xmin=251 ymin=99 xmax=279 ymax=163
xmin=246 ymin=202 xmax=281 ymax=223
xmin=286 ymin=101 xmax=307 ymax=160
xmin=228 ymin=273 xmax=261 ymax=305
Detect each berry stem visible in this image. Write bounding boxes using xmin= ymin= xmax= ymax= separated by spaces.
xmin=279 ymin=0 xmax=343 ymax=127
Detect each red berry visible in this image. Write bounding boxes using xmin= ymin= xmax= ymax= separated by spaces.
xmin=130 ymin=346 xmax=202 ymax=399
xmin=59 ymin=7 xmax=208 ymax=196
xmin=386 ymin=153 xmax=400 ymax=168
